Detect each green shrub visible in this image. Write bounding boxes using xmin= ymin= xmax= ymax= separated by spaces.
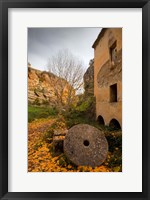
xmin=105 ymin=132 xmax=122 ymax=152
xmin=76 ymin=96 xmax=95 ymax=112
xmin=104 ymin=151 xmax=122 ymax=169
xmin=104 ymin=131 xmax=122 ymax=169
xmin=63 ymin=110 xmax=90 ymax=129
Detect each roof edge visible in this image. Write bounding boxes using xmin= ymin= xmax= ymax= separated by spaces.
xmin=92 ymin=28 xmax=107 ymax=49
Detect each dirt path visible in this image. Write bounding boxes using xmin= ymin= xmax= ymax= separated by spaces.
xmin=28 ymin=118 xmax=57 ymax=172
xmin=28 ymin=118 xmax=55 ymax=142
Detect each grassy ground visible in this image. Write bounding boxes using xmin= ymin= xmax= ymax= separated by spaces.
xmin=28 ymin=105 xmax=58 ymax=122
xmin=28 ymin=105 xmax=122 ymax=172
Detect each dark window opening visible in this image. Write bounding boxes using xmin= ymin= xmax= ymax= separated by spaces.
xmin=97 ymin=115 xmax=105 ymax=126
xmin=110 ymin=84 xmax=117 ymax=102
xmin=110 ymin=41 xmax=117 ymax=64
xmin=109 ymin=119 xmax=121 ymax=130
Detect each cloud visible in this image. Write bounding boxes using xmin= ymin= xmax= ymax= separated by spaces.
xmin=28 ymin=27 xmax=101 ymax=70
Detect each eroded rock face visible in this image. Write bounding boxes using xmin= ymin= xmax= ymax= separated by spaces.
xmin=64 ymin=124 xmax=108 ymax=167
xmin=28 ymin=66 xmax=57 ymax=105
xmin=28 ymin=65 xmax=73 ymax=106
xmin=83 ymin=59 xmax=94 ymax=96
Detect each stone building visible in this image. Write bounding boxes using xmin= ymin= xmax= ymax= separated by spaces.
xmin=92 ymin=28 xmax=122 ymax=129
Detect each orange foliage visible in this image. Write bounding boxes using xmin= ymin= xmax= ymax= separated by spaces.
xmin=28 ymin=118 xmax=112 ymax=172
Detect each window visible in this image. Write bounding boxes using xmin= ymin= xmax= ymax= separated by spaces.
xmin=110 ymin=41 xmax=117 ymax=64
xmin=110 ymin=84 xmax=117 ymax=102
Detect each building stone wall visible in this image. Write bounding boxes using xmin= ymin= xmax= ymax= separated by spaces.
xmin=92 ymin=28 xmax=122 ymax=128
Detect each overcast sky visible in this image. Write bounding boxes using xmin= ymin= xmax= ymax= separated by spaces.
xmin=28 ymin=28 xmax=101 ymax=71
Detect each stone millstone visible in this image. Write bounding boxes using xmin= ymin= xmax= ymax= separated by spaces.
xmin=64 ymin=124 xmax=108 ymax=167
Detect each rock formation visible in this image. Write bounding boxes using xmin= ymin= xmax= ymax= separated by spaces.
xmin=81 ymin=59 xmax=95 ymax=119
xmin=83 ymin=59 xmax=94 ymax=96
xmin=28 ymin=64 xmax=73 ymax=107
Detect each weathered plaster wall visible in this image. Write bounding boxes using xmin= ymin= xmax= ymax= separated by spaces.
xmin=93 ymin=28 xmax=122 ymax=127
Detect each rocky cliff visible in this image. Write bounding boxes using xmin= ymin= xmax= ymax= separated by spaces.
xmin=28 ymin=65 xmax=72 ymax=106
xmin=28 ymin=67 xmax=56 ymax=105
xmin=77 ymin=59 xmax=95 ymax=120
xmin=83 ymin=59 xmax=94 ymax=96
xmin=28 ymin=60 xmax=94 ymax=108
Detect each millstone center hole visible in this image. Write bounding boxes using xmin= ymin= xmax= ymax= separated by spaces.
xmin=83 ymin=140 xmax=90 ymax=146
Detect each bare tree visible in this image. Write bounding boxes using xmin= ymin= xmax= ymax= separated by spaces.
xmin=47 ymin=49 xmax=85 ymax=111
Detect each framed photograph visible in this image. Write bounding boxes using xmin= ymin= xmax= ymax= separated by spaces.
xmin=0 ymin=0 xmax=150 ymax=199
